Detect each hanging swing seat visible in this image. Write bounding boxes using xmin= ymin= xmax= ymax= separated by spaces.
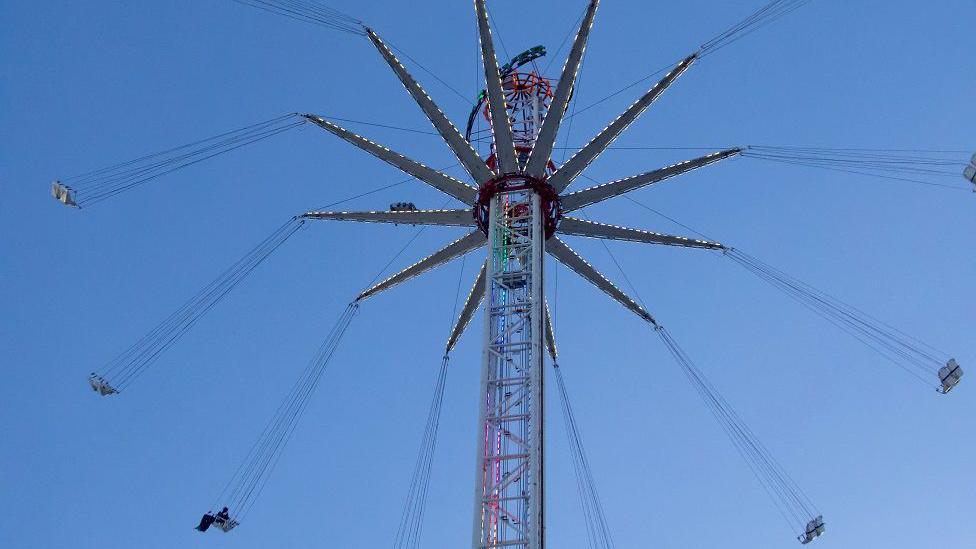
xmin=799 ymin=515 xmax=825 ymax=544
xmin=214 ymin=518 xmax=239 ymax=533
xmin=938 ymin=359 xmax=963 ymax=394
xmin=88 ymin=374 xmax=118 ymax=396
xmin=196 ymin=512 xmax=238 ymax=533
xmin=52 ymin=181 xmax=78 ymax=207
xmin=964 ymin=166 xmax=976 ymax=188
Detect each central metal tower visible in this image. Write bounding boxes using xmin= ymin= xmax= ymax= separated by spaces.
xmin=471 ymin=46 xmax=555 ymax=549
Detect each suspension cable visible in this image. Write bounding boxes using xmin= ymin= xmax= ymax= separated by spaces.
xmin=582 ymin=203 xmax=823 ymax=542
xmin=392 ymin=354 xmax=451 ymax=549
xmin=571 ymin=146 xmax=973 ymax=191
xmin=384 ymin=241 xmax=473 ymax=549
xmin=53 ymin=114 xmax=307 ymax=208
xmin=561 ymin=0 xmax=814 ymax=126
xmin=553 ymin=362 xmax=615 ymax=549
xmin=724 ymin=248 xmax=954 ymax=389
xmin=309 ymin=163 xmax=460 ymax=212
xmin=742 ymin=146 xmax=973 ymax=191
xmin=389 ymin=249 xmax=468 ymax=549
xmin=228 ymin=0 xmax=365 ymax=35
xmin=204 ymin=301 xmax=359 ymax=529
xmin=89 ymin=216 xmax=306 ymax=394
xmin=699 ymin=0 xmax=814 ymax=58
xmin=226 ymin=0 xmax=474 ymax=106
xmin=654 ymin=325 xmax=823 ymax=542
xmin=615 ymin=191 xmax=963 ymax=393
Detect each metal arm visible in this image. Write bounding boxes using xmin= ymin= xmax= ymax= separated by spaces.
xmin=306 ymin=115 xmax=477 ymax=205
xmin=303 ymin=209 xmax=476 ymax=227
xmin=523 ymin=0 xmax=600 ymax=178
xmin=559 ymin=148 xmax=742 ymax=212
xmin=475 ymin=0 xmax=519 ymax=174
xmin=358 ymin=230 xmax=487 ymax=301
xmin=548 ymin=53 xmax=699 ymax=193
xmin=545 ymin=236 xmax=657 ymax=324
xmin=365 ymin=28 xmax=496 ymax=185
xmin=445 ymin=261 xmax=487 ymax=353
xmin=558 ymin=217 xmax=724 ymax=250
xmin=544 ymin=299 xmax=557 ymax=361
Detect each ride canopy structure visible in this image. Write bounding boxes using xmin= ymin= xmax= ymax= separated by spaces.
xmin=15 ymin=0 xmax=975 ymax=548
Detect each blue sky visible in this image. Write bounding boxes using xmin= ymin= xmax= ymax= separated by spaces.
xmin=2 ymin=1 xmax=974 ymax=548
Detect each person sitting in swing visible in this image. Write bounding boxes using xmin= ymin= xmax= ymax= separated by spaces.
xmin=215 ymin=507 xmax=231 ymax=526
xmin=195 ymin=512 xmax=216 ymax=532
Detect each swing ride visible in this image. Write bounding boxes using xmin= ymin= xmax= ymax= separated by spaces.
xmin=53 ymin=0 xmax=971 ymax=547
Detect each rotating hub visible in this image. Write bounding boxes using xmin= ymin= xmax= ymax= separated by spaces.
xmin=474 ymin=173 xmax=562 ymax=239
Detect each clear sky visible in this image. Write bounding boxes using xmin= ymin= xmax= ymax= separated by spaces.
xmin=2 ymin=1 xmax=974 ymax=548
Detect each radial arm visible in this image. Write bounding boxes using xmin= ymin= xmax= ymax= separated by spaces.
xmin=548 ymin=53 xmax=699 ymax=193
xmin=358 ymin=230 xmax=487 ymax=301
xmin=559 ymin=148 xmax=742 ymax=212
xmin=306 ymin=115 xmax=477 ymax=205
xmin=365 ymin=28 xmax=496 ymax=185
xmin=445 ymin=261 xmax=487 ymax=353
xmin=524 ymin=0 xmax=600 ymax=178
xmin=546 ymin=236 xmax=657 ymax=324
xmin=544 ymin=299 xmax=557 ymax=361
xmin=475 ymin=0 xmax=518 ymax=174
xmin=558 ymin=217 xmax=724 ymax=250
xmin=303 ymin=209 xmax=476 ymax=227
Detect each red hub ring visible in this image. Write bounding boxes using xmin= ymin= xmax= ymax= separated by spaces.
xmin=474 ymin=173 xmax=562 ymax=240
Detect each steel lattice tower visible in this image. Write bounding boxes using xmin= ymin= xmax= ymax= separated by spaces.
xmin=472 ymin=69 xmax=554 ymax=549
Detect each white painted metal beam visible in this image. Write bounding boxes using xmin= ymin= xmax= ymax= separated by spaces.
xmin=358 ymin=230 xmax=486 ymax=301
xmin=475 ymin=0 xmax=519 ymax=174
xmin=559 ymin=148 xmax=742 ymax=211
xmin=365 ymin=28 xmax=496 ymax=185
xmin=548 ymin=53 xmax=699 ymax=193
xmin=306 ymin=115 xmax=477 ymax=205
xmin=546 ymin=236 xmax=656 ymax=324
xmin=524 ymin=0 xmax=600 ymax=178
xmin=544 ymin=299 xmax=557 ymax=361
xmin=558 ymin=217 xmax=724 ymax=250
xmin=304 ymin=209 xmax=476 ymax=227
xmin=446 ymin=261 xmax=487 ymax=353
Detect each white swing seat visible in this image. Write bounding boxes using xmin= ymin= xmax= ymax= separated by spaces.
xmin=52 ymin=181 xmax=78 ymax=207
xmin=799 ymin=515 xmax=825 ymax=544
xmin=938 ymin=359 xmax=963 ymax=394
xmin=88 ymin=375 xmax=118 ymax=396
xmin=965 ymin=166 xmax=976 ymax=187
xmin=214 ymin=518 xmax=239 ymax=533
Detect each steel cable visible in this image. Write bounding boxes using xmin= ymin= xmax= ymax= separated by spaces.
xmin=725 ymin=248 xmax=950 ymax=387
xmin=743 ymin=145 xmax=972 ymax=189
xmin=229 ymin=0 xmax=365 ymax=34
xmin=392 ymin=355 xmax=450 ymax=549
xmin=655 ymin=326 xmax=820 ymax=539
xmin=553 ymin=363 xmax=615 ymax=549
xmin=95 ymin=216 xmax=306 ymax=392
xmin=210 ymin=302 xmax=359 ymax=523
xmin=58 ymin=114 xmax=307 ymax=207
xmin=699 ymin=0 xmax=813 ymax=58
